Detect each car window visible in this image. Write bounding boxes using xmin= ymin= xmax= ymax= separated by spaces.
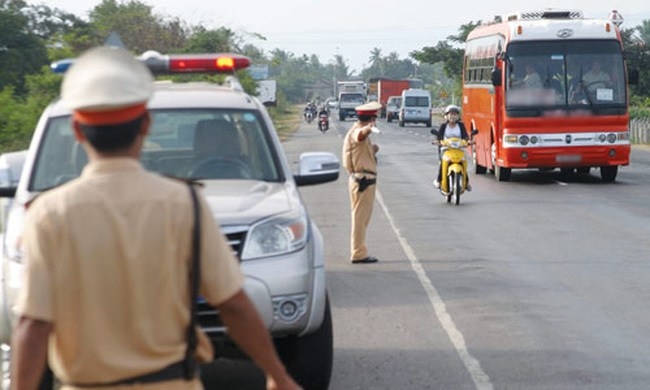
xmin=29 ymin=109 xmax=281 ymax=191
xmin=404 ymin=96 xmax=430 ymax=107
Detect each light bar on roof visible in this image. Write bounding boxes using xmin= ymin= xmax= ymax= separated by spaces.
xmin=51 ymin=50 xmax=251 ymax=74
xmin=141 ymin=52 xmax=251 ymax=74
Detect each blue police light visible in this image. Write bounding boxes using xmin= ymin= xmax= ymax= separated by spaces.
xmin=50 ymin=58 xmax=75 ymax=74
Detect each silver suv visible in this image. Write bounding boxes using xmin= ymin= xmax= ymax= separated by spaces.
xmin=0 ymin=52 xmax=338 ymax=389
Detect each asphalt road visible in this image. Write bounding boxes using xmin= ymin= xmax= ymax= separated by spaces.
xmin=277 ymin=114 xmax=650 ymax=390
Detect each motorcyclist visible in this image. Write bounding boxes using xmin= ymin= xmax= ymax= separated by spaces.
xmin=318 ymin=105 xmax=329 ymax=118
xmin=304 ymin=102 xmax=316 ymax=121
xmin=432 ymin=104 xmax=472 ymax=191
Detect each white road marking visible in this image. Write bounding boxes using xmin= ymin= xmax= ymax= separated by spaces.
xmin=376 ymin=190 xmax=494 ymax=390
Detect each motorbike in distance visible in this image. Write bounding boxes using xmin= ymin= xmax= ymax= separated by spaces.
xmin=318 ymin=113 xmax=329 ymax=132
xmin=304 ymin=109 xmax=315 ymax=123
xmin=431 ymin=129 xmax=478 ymax=205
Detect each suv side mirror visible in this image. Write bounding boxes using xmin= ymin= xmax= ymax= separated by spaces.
xmin=294 ymin=152 xmax=340 ymax=186
xmin=0 ymin=150 xmax=27 ymax=198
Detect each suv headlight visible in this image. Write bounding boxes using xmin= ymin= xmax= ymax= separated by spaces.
xmin=4 ymin=205 xmax=26 ymax=264
xmin=241 ymin=212 xmax=309 ymax=260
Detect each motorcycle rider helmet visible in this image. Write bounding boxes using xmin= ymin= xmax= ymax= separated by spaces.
xmin=444 ymin=104 xmax=460 ymax=115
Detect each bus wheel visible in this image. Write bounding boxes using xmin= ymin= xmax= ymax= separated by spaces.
xmin=495 ymin=166 xmax=511 ymax=182
xmin=490 ymin=142 xmax=497 ymax=174
xmin=473 ymin=149 xmax=487 ymax=174
xmin=600 ymin=166 xmax=618 ymax=182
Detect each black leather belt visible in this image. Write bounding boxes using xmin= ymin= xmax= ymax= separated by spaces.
xmin=64 ymin=360 xmax=194 ymax=387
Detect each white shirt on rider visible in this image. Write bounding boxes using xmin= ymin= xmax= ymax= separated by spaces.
xmin=444 ymin=122 xmax=462 ymax=139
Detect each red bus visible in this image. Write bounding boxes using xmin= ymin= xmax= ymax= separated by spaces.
xmin=462 ymin=9 xmax=638 ymax=182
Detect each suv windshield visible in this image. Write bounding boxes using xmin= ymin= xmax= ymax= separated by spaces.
xmin=30 ymin=109 xmax=281 ymax=191
xmin=505 ymin=40 xmax=626 ymax=116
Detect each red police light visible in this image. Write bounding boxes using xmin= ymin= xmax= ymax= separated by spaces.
xmin=167 ymin=54 xmax=250 ymax=73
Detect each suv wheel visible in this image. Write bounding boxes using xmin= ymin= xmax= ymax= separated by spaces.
xmin=274 ymin=295 xmax=333 ymax=390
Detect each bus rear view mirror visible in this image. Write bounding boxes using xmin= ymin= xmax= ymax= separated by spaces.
xmin=491 ymin=67 xmax=502 ymax=86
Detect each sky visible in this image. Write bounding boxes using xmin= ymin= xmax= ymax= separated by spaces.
xmin=43 ymin=0 xmax=650 ymax=74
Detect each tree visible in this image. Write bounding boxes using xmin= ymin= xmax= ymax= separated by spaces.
xmin=622 ymin=24 xmax=650 ymax=99
xmin=25 ymin=3 xmax=86 ymax=40
xmin=410 ymin=41 xmax=463 ymax=80
xmin=88 ymin=0 xmax=187 ymax=54
xmin=185 ymin=26 xmax=239 ymax=53
xmin=0 ymin=0 xmax=48 ymax=95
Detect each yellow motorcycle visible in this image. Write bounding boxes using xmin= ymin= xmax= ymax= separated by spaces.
xmin=432 ymin=130 xmax=477 ymax=205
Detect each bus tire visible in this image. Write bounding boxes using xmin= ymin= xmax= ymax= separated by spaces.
xmin=495 ymin=166 xmax=511 ymax=182
xmin=600 ymin=166 xmax=618 ymax=182
xmin=472 ymin=149 xmax=487 ymax=174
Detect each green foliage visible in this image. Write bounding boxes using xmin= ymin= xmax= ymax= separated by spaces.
xmin=184 ymin=27 xmax=238 ymax=53
xmin=360 ymin=49 xmax=419 ymax=81
xmin=0 ymin=0 xmax=48 ymax=95
xmin=410 ymin=41 xmax=463 ymax=81
xmin=88 ymin=0 xmax=187 ymax=54
xmin=629 ymin=95 xmax=650 ymax=119
xmin=0 ymin=66 xmax=62 ymax=152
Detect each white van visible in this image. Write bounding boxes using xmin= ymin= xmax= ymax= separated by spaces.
xmin=398 ymin=89 xmax=432 ymax=127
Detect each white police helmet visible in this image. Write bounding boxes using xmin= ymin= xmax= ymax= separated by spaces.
xmin=444 ymin=104 xmax=460 ymax=115
xmin=61 ymin=46 xmax=154 ymax=116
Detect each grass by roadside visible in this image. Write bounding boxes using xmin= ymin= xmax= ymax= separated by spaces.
xmin=268 ymin=104 xmax=302 ymax=141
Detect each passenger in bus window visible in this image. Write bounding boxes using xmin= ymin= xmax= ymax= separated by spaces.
xmin=514 ymin=62 xmax=543 ymax=89
xmin=581 ymin=60 xmax=612 ymax=93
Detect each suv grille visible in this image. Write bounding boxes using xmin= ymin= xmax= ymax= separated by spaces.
xmin=224 ymin=228 xmax=247 ymax=260
xmin=197 ymin=227 xmax=248 ymax=337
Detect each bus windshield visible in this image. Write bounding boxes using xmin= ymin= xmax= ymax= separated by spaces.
xmin=505 ymin=40 xmax=626 ymax=115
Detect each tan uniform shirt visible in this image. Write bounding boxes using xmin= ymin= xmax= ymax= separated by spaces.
xmin=16 ymin=158 xmax=244 ymax=388
xmin=342 ymin=122 xmax=377 ymax=177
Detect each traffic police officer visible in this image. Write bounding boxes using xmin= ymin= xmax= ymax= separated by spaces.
xmin=342 ymin=101 xmax=382 ymax=264
xmin=10 ymin=46 xmax=300 ymax=390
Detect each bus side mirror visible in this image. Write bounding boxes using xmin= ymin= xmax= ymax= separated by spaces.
xmin=628 ymin=68 xmax=639 ymax=85
xmin=491 ymin=67 xmax=502 ymax=86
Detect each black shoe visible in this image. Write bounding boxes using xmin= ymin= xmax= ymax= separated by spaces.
xmin=466 ymin=183 xmax=472 ymax=192
xmin=351 ymin=256 xmax=379 ymax=264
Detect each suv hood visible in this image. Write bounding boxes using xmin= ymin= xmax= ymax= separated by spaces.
xmin=200 ymin=180 xmax=298 ymax=226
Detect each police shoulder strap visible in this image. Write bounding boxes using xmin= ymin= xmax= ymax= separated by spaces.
xmin=184 ymin=183 xmax=201 ymax=379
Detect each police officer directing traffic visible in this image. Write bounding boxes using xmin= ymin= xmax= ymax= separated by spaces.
xmin=10 ymin=46 xmax=300 ymax=389
xmin=342 ymin=101 xmax=382 ymax=264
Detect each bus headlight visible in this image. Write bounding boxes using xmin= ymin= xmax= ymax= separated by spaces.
xmin=504 ymin=135 xmax=518 ymax=144
xmin=519 ymin=135 xmax=529 ymax=146
xmin=530 ymin=136 xmax=539 ymax=145
xmin=606 ymin=133 xmax=616 ymax=143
